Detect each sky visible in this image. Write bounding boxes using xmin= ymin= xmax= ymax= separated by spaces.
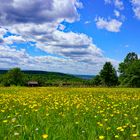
xmin=0 ymin=0 xmax=140 ymax=75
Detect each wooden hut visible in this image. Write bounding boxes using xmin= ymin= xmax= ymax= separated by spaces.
xmin=28 ymin=81 xmax=38 ymax=87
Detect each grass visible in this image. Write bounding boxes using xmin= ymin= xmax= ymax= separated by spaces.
xmin=0 ymin=87 xmax=140 ymax=140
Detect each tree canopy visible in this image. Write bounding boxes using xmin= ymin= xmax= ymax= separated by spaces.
xmin=2 ymin=68 xmax=26 ymax=86
xmin=93 ymin=62 xmax=118 ymax=87
xmin=118 ymin=52 xmax=140 ymax=87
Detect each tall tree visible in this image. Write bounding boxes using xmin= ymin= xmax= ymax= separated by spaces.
xmin=2 ymin=68 xmax=26 ymax=86
xmin=99 ymin=62 xmax=118 ymax=86
xmin=118 ymin=52 xmax=139 ymax=86
xmin=119 ymin=60 xmax=140 ymax=87
xmin=119 ymin=52 xmax=138 ymax=75
xmin=92 ymin=75 xmax=101 ymax=86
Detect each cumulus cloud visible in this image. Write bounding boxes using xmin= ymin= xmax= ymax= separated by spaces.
xmin=104 ymin=0 xmax=124 ymax=10
xmin=3 ymin=35 xmax=26 ymax=44
xmin=0 ymin=0 xmax=119 ymax=74
xmin=95 ymin=17 xmax=122 ymax=32
xmin=0 ymin=43 xmax=119 ymax=74
xmin=131 ymin=0 xmax=140 ymax=19
xmin=0 ymin=0 xmax=83 ymax=25
xmin=0 ymin=27 xmax=7 ymax=43
xmin=114 ymin=0 xmax=124 ymax=10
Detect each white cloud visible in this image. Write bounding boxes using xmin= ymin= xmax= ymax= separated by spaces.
xmin=105 ymin=0 xmax=124 ymax=10
xmin=131 ymin=0 xmax=140 ymax=19
xmin=104 ymin=0 xmax=112 ymax=4
xmin=114 ymin=10 xmax=120 ymax=17
xmin=0 ymin=0 xmax=83 ymax=24
xmin=0 ymin=0 xmax=119 ymax=74
xmin=84 ymin=21 xmax=91 ymax=24
xmin=0 ymin=28 xmax=7 ymax=43
xmin=3 ymin=35 xmax=26 ymax=44
xmin=0 ymin=43 xmax=119 ymax=75
xmin=58 ymin=24 xmax=66 ymax=31
xmin=114 ymin=0 xmax=124 ymax=10
xmin=95 ymin=17 xmax=122 ymax=32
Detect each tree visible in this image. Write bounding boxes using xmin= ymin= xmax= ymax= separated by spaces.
xmin=119 ymin=60 xmax=140 ymax=87
xmin=124 ymin=52 xmax=138 ymax=63
xmin=118 ymin=52 xmax=139 ymax=86
xmin=2 ymin=68 xmax=26 ymax=86
xmin=99 ymin=62 xmax=118 ymax=86
xmin=92 ymin=75 xmax=101 ymax=86
xmin=119 ymin=52 xmax=138 ymax=75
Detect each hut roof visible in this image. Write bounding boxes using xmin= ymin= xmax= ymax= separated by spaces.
xmin=28 ymin=81 xmax=38 ymax=84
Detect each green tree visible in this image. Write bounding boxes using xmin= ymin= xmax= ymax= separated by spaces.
xmin=119 ymin=52 xmax=138 ymax=74
xmin=118 ymin=52 xmax=139 ymax=86
xmin=2 ymin=68 xmax=26 ymax=86
xmin=120 ymin=60 xmax=140 ymax=87
xmin=93 ymin=75 xmax=101 ymax=86
xmin=99 ymin=62 xmax=118 ymax=86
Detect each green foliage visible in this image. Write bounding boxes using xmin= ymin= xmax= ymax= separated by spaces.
xmin=2 ymin=68 xmax=26 ymax=86
xmin=118 ymin=52 xmax=140 ymax=87
xmin=0 ymin=69 xmax=85 ymax=87
xmin=119 ymin=52 xmax=138 ymax=76
xmin=99 ymin=62 xmax=118 ymax=87
xmin=92 ymin=75 xmax=101 ymax=86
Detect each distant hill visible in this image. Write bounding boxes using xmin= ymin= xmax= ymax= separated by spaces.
xmin=0 ymin=69 xmax=96 ymax=86
xmin=0 ymin=70 xmax=94 ymax=80
xmin=74 ymin=75 xmax=95 ymax=80
xmin=0 ymin=69 xmax=83 ymax=81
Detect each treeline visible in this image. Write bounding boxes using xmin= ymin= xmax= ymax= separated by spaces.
xmin=92 ymin=52 xmax=140 ymax=87
xmin=0 ymin=52 xmax=140 ymax=87
xmin=0 ymin=69 xmax=85 ymax=87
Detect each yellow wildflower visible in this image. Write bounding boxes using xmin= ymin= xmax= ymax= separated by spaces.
xmin=132 ymin=125 xmax=136 ymax=128
xmin=99 ymin=135 xmax=105 ymax=139
xmin=115 ymin=135 xmax=119 ymax=138
xmin=42 ymin=134 xmax=48 ymax=139
xmin=132 ymin=134 xmax=138 ymax=137
xmin=3 ymin=120 xmax=8 ymax=123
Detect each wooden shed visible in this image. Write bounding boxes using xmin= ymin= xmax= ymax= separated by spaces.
xmin=28 ymin=81 xmax=38 ymax=87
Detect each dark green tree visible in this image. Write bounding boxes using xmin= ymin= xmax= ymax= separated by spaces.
xmin=126 ymin=60 xmax=140 ymax=87
xmin=118 ymin=52 xmax=138 ymax=86
xmin=99 ymin=62 xmax=118 ymax=86
xmin=2 ymin=68 xmax=26 ymax=86
xmin=119 ymin=60 xmax=140 ymax=87
xmin=119 ymin=52 xmax=138 ymax=74
xmin=93 ymin=75 xmax=101 ymax=86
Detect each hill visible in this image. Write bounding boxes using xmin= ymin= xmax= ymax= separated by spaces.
xmin=74 ymin=74 xmax=95 ymax=80
xmin=0 ymin=70 xmax=86 ymax=86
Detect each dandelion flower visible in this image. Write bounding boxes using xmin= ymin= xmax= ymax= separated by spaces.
xmin=115 ymin=135 xmax=119 ymax=138
xmin=42 ymin=134 xmax=48 ymax=139
xmin=99 ymin=135 xmax=105 ymax=139
xmin=132 ymin=134 xmax=138 ymax=137
xmin=3 ymin=120 xmax=8 ymax=123
xmin=14 ymin=132 xmax=19 ymax=136
xmin=132 ymin=125 xmax=136 ymax=128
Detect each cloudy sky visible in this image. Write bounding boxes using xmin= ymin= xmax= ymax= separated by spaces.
xmin=0 ymin=0 xmax=140 ymax=75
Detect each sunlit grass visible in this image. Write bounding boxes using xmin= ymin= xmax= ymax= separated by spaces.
xmin=0 ymin=87 xmax=140 ymax=140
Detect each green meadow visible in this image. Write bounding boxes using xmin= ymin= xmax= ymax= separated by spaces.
xmin=0 ymin=87 xmax=140 ymax=140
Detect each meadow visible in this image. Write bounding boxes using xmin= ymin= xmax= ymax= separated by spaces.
xmin=0 ymin=87 xmax=140 ymax=140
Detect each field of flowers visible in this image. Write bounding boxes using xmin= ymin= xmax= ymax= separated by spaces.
xmin=0 ymin=87 xmax=140 ymax=140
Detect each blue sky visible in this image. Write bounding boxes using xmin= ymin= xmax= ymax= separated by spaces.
xmin=0 ymin=0 xmax=140 ymax=75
